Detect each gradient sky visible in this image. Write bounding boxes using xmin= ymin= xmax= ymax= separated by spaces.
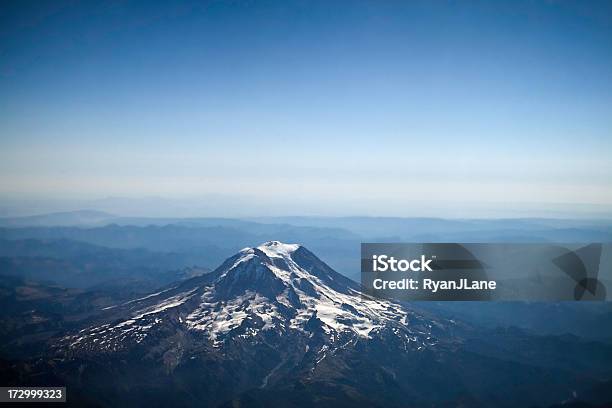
xmin=1 ymin=0 xmax=611 ymax=217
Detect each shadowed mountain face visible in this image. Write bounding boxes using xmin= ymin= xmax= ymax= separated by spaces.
xmin=4 ymin=242 xmax=609 ymax=408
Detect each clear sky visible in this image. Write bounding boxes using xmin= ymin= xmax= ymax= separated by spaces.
xmin=1 ymin=0 xmax=611 ymax=217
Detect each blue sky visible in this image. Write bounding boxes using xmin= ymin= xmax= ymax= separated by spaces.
xmin=1 ymin=0 xmax=611 ymax=217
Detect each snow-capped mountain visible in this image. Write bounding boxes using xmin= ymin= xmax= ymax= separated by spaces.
xmin=67 ymin=241 xmax=440 ymax=353
xmin=42 ymin=242 xmax=612 ymax=408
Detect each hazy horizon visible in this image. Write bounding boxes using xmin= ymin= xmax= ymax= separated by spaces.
xmin=1 ymin=195 xmax=612 ymax=219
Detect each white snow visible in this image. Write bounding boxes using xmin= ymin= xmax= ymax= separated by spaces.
xmin=257 ymin=241 xmax=300 ymax=258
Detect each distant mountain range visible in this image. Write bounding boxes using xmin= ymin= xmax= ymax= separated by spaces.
xmin=2 ymin=211 xmax=612 ymax=284
xmin=2 ymin=210 xmax=612 ymax=234
xmin=4 ymin=242 xmax=612 ymax=407
xmin=0 ymin=210 xmax=117 ymax=227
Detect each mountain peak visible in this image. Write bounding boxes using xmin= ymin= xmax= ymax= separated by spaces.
xmin=231 ymin=241 xmax=302 ymax=281
xmin=257 ymin=240 xmax=300 ymax=256
xmin=66 ymin=242 xmax=435 ymax=353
